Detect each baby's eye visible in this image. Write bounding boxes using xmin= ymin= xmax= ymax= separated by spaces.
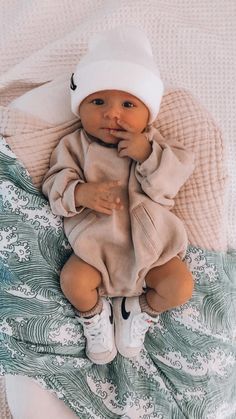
xmin=123 ymin=101 xmax=135 ymax=108
xmin=91 ymin=98 xmax=104 ymax=105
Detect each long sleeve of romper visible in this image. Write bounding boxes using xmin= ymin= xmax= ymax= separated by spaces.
xmin=42 ymin=131 xmax=86 ymax=217
xmin=135 ymin=129 xmax=195 ymax=208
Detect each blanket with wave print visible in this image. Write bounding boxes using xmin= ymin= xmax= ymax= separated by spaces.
xmin=0 ymin=137 xmax=235 ymax=418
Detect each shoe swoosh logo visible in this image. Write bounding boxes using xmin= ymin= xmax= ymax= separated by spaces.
xmin=121 ymin=297 xmax=130 ymax=320
xmin=109 ymin=303 xmax=114 ymax=324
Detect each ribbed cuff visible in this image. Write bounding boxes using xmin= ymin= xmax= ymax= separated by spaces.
xmin=75 ymin=298 xmax=103 ymax=318
xmin=139 ymin=293 xmax=160 ymax=317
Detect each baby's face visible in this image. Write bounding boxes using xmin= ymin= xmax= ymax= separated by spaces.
xmin=79 ymin=90 xmax=149 ymax=144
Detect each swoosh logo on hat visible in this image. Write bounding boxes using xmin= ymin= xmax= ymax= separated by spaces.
xmin=70 ymin=73 xmax=77 ymax=91
xmin=121 ymin=297 xmax=130 ymax=320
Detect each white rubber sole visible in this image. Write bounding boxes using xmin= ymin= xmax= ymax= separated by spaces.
xmin=86 ymin=345 xmax=117 ymax=365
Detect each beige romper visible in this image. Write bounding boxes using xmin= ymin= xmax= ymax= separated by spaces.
xmin=42 ymin=127 xmax=194 ymax=297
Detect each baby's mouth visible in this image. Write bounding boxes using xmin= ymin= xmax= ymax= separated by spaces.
xmin=102 ymin=127 xmax=125 ymax=131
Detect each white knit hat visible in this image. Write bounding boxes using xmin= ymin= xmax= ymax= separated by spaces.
xmin=70 ymin=26 xmax=164 ymax=124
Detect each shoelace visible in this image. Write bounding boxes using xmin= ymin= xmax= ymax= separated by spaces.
xmin=131 ymin=314 xmax=157 ymax=344
xmin=84 ymin=313 xmax=107 ymax=344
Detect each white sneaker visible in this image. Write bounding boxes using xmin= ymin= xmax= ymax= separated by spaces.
xmin=113 ymin=296 xmax=158 ymax=358
xmin=78 ymin=297 xmax=117 ymax=364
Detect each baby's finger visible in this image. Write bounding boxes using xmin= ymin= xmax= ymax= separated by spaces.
xmin=103 ymin=180 xmax=121 ymax=191
xmin=97 ymin=202 xmax=114 ymax=215
xmin=117 ymin=119 xmax=135 ymax=133
xmin=115 ymin=197 xmax=124 ymax=210
xmin=102 ymin=196 xmax=123 ymax=208
xmin=117 ymin=140 xmax=129 ymax=153
xmin=99 ymin=199 xmax=122 ymax=214
xmin=110 ymin=129 xmax=130 ymax=140
xmin=118 ymin=148 xmax=129 ymax=158
xmin=98 ymin=207 xmax=113 ymax=215
xmin=100 ymin=199 xmax=116 ymax=209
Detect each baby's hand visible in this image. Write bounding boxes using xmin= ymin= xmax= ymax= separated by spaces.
xmin=75 ymin=180 xmax=123 ymax=215
xmin=110 ymin=120 xmax=152 ymax=163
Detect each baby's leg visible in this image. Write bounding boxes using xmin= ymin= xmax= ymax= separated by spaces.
xmin=61 ymin=254 xmax=117 ymax=364
xmin=60 ymin=253 xmax=102 ymax=313
xmin=113 ymin=258 xmax=193 ymax=359
xmin=144 ymin=257 xmax=194 ymax=314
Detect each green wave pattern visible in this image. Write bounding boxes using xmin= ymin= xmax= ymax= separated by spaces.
xmin=0 ymin=137 xmax=236 ymax=418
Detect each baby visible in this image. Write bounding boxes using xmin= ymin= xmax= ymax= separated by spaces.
xmin=43 ymin=26 xmax=194 ymax=365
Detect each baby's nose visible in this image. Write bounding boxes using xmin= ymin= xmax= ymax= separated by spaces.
xmin=104 ymin=106 xmax=121 ymax=119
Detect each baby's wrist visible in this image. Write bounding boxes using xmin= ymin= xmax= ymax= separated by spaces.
xmin=75 ymin=183 xmax=86 ymax=207
xmin=138 ymin=138 xmax=152 ymax=163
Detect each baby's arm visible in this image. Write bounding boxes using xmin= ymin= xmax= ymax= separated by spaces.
xmin=42 ymin=134 xmax=85 ymax=217
xmin=135 ymin=130 xmax=195 ymax=207
xmin=109 ymin=122 xmax=194 ymax=208
xmin=42 ymin=133 xmax=123 ymax=216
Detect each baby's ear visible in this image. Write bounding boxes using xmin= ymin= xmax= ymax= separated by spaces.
xmin=70 ymin=73 xmax=77 ymax=91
